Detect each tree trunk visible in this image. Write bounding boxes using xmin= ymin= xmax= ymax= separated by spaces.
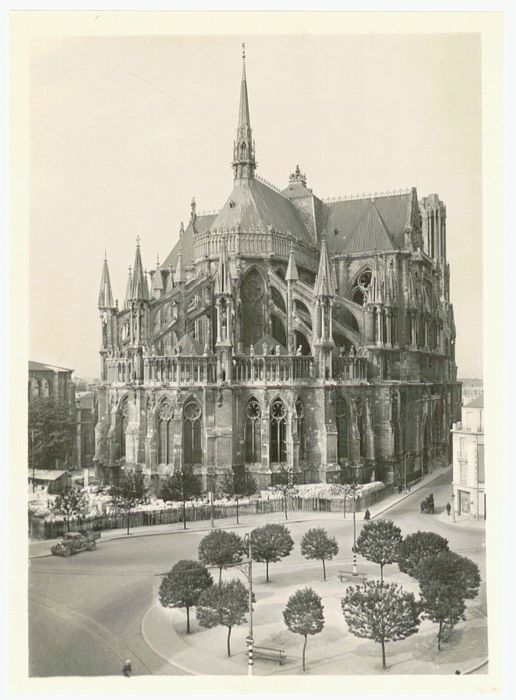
xmin=380 ymin=563 xmax=384 ymax=585
xmin=236 ymin=497 xmax=239 ymax=525
xmin=266 ymin=560 xmax=269 ymax=583
xmin=438 ymin=621 xmax=442 ymax=651
xmin=183 ymin=499 xmax=187 ymax=529
xmin=126 ymin=509 xmax=130 ymax=535
xmin=284 ymin=496 xmax=288 ymax=520
xmin=219 ymin=567 xmax=223 ymax=584
xmin=227 ymin=626 xmax=232 ymax=657
xmin=381 ymin=638 xmax=386 ymax=670
xmin=302 ymin=634 xmax=307 ymax=672
xmin=186 ymin=606 xmax=190 ymax=634
xmin=322 ymin=558 xmax=326 ymax=581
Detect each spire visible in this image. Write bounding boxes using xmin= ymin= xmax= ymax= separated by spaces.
xmin=232 ymin=43 xmax=255 ymax=179
xmin=175 ymin=249 xmax=185 ymax=285
xmin=152 ymin=265 xmax=164 ymax=295
xmin=286 ymin=245 xmax=299 ymax=282
xmin=98 ymin=255 xmax=114 ymax=309
xmin=131 ymin=238 xmax=149 ymax=301
xmin=125 ymin=267 xmax=133 ymax=307
xmin=314 ymin=237 xmax=334 ymax=297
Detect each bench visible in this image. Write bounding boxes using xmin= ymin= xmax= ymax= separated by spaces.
xmin=338 ymin=570 xmax=368 ymax=584
xmin=253 ymin=646 xmax=286 ymax=665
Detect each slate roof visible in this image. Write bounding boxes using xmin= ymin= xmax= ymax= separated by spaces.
xmin=324 ymin=191 xmax=414 ymax=255
xmin=210 ymin=177 xmax=312 ymax=244
xmin=28 ymin=469 xmax=69 ymax=481
xmin=29 ymin=361 xmax=74 ymax=373
xmin=162 ymin=213 xmax=217 ymax=269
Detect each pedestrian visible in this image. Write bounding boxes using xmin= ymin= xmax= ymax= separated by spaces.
xmin=398 ymin=484 xmax=402 ymax=494
xmin=364 ymin=508 xmax=371 ymax=520
xmin=122 ymin=659 xmax=132 ymax=677
xmin=446 ymin=502 xmax=451 ymax=516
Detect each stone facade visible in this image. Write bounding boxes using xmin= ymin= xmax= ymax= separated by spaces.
xmin=93 ymin=50 xmax=461 ymax=490
xmin=451 ymin=396 xmax=485 ymax=519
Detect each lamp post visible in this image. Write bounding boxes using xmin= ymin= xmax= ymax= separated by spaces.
xmin=243 ymin=532 xmax=254 ymax=676
xmin=452 ymin=492 xmax=456 ymax=522
xmin=352 ymin=489 xmax=358 ymax=575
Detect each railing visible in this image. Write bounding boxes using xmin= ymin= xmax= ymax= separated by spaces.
xmin=145 ymin=355 xmax=217 ymax=384
xmin=232 ymin=355 xmax=314 ymax=383
xmin=332 ymin=356 xmax=368 ymax=381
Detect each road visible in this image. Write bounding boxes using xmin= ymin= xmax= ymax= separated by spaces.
xmin=28 ymin=469 xmax=486 ymax=677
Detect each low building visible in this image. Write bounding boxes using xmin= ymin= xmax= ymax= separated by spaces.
xmin=28 ymin=360 xmax=75 ymax=408
xmin=451 ymin=395 xmax=485 ymax=519
xmin=76 ymin=391 xmax=96 ymax=471
xmin=28 ymin=469 xmax=71 ymax=495
xmin=460 ymin=377 xmax=483 ymax=406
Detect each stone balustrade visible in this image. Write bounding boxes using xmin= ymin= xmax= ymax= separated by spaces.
xmin=232 ymin=355 xmax=314 ymax=383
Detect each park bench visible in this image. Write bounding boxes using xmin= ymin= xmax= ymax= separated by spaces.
xmin=253 ymin=646 xmax=286 ymax=665
xmin=338 ymin=570 xmax=367 ymax=584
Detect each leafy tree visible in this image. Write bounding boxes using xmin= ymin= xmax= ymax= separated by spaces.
xmin=29 ymin=398 xmax=77 ymax=469
xmin=355 ymin=519 xmax=402 ymax=583
xmin=283 ymin=588 xmax=325 ymax=671
xmin=250 ymin=523 xmax=294 ymax=583
xmin=417 ymin=551 xmax=481 ymax=600
xmin=51 ymin=486 xmax=89 ymax=531
xmin=159 ymin=467 xmax=202 ymax=530
xmin=109 ymin=471 xmax=148 ymax=534
xmin=419 ymin=580 xmax=466 ymax=651
xmin=417 ymin=551 xmax=481 ymax=650
xmin=341 ymin=581 xmax=421 ymax=670
xmin=271 ymin=464 xmax=298 ymax=520
xmin=221 ymin=466 xmax=257 ymax=524
xmin=196 ymin=579 xmax=253 ymax=657
xmin=300 ymin=528 xmax=339 ymax=581
xmin=330 ymin=479 xmax=362 ymax=519
xmin=198 ymin=530 xmax=245 ymax=583
xmin=398 ymin=531 xmax=449 ymax=579
xmin=159 ymin=559 xmax=213 ymax=633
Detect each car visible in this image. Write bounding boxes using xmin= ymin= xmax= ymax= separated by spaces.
xmin=50 ymin=531 xmax=100 ymax=557
xmin=420 ymin=494 xmax=435 ymax=514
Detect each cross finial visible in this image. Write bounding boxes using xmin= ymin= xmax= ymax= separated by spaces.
xmin=156 ymin=253 xmax=160 ymax=266
xmin=136 ymin=235 xmax=141 ymax=247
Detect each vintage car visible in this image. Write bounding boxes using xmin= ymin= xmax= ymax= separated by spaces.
xmin=51 ymin=530 xmax=100 ymax=557
xmin=420 ymin=494 xmax=435 ymax=514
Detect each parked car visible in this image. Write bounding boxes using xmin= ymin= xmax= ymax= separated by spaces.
xmin=51 ymin=531 xmax=100 ymax=557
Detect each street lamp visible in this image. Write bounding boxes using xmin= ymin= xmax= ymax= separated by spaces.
xmin=243 ymin=532 xmax=254 ymax=676
xmin=352 ymin=487 xmax=358 ymax=575
xmin=452 ymin=492 xmax=456 ymax=523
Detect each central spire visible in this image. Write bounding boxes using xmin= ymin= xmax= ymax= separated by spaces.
xmin=232 ymin=43 xmax=256 ymax=180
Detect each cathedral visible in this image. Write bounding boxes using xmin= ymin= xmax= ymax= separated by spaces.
xmin=94 ymin=49 xmax=461 ymax=490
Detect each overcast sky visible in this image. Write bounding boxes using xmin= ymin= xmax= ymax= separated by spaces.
xmin=29 ymin=33 xmax=482 ymax=379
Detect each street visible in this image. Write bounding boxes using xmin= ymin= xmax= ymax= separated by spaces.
xmin=28 ymin=469 xmax=486 ymax=676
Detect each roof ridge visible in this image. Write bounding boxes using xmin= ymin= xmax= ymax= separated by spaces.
xmin=322 ymin=188 xmax=413 ymax=203
xmin=255 ymin=174 xmax=288 ymax=198
xmin=196 ymin=209 xmax=219 ymax=216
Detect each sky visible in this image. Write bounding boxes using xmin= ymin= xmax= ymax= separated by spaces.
xmin=29 ymin=33 xmax=483 ymax=379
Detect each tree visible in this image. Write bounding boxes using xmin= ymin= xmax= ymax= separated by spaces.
xmin=109 ymin=471 xmax=148 ymax=534
xmin=250 ymin=523 xmax=294 ymax=583
xmin=355 ymin=519 xmax=402 ymax=583
xmin=158 ymin=559 xmax=213 ymax=634
xmin=196 ymin=579 xmax=252 ymax=657
xmin=283 ymin=588 xmax=325 ymax=671
xmin=417 ymin=551 xmax=481 ymax=601
xmin=330 ymin=479 xmax=362 ymax=519
xmin=417 ymin=550 xmax=481 ymax=650
xmin=29 ymin=398 xmax=77 ymax=469
xmin=221 ymin=466 xmax=257 ymax=524
xmin=271 ymin=464 xmax=298 ymax=520
xmin=341 ymin=581 xmax=421 ymax=670
xmin=50 ymin=485 xmax=89 ymax=531
xmin=198 ymin=530 xmax=245 ymax=583
xmin=397 ymin=531 xmax=449 ymax=579
xmin=300 ymin=528 xmax=339 ymax=581
xmin=159 ymin=467 xmax=202 ymax=530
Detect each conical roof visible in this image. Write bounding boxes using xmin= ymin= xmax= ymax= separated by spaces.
xmin=98 ymin=257 xmax=114 ymax=309
xmin=286 ymin=247 xmax=299 ymax=282
xmin=314 ymin=238 xmax=334 ymax=297
xmin=131 ymin=243 xmax=149 ymax=301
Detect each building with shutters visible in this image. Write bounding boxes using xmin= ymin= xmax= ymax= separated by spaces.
xmin=93 ymin=48 xmax=461 ymax=490
xmin=451 ymin=395 xmax=485 ymax=519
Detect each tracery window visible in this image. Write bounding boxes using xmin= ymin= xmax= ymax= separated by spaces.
xmin=245 ymin=398 xmax=261 ymax=463
xmin=157 ymin=400 xmax=174 ymax=465
xmin=336 ymin=397 xmax=350 ymax=462
xmin=270 ymin=398 xmax=287 ymax=464
xmin=241 ymin=269 xmax=265 ymax=349
xmin=183 ymin=400 xmax=202 ymax=466
xmin=352 ymin=269 xmax=372 ymax=306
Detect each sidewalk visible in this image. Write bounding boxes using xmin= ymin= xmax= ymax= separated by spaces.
xmin=28 ymin=466 xmax=452 ymax=559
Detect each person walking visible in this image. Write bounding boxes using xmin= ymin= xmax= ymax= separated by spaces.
xmin=446 ymin=502 xmax=451 ymax=517
xmin=122 ymin=660 xmax=132 ymax=677
xmin=364 ymin=508 xmax=371 ymax=520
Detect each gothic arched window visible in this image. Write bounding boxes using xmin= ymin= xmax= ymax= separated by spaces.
xmin=245 ymin=399 xmax=261 ymax=463
xmin=119 ymin=397 xmax=128 ymax=459
xmin=157 ymin=400 xmax=174 ymax=465
xmin=296 ymin=399 xmax=306 ymax=462
xmin=352 ymin=269 xmax=372 ymax=306
xmin=241 ymin=269 xmax=265 ymax=349
xmin=270 ymin=398 xmax=287 ymax=464
xmin=183 ymin=400 xmax=202 ymax=466
xmin=336 ymin=397 xmax=351 ymax=462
